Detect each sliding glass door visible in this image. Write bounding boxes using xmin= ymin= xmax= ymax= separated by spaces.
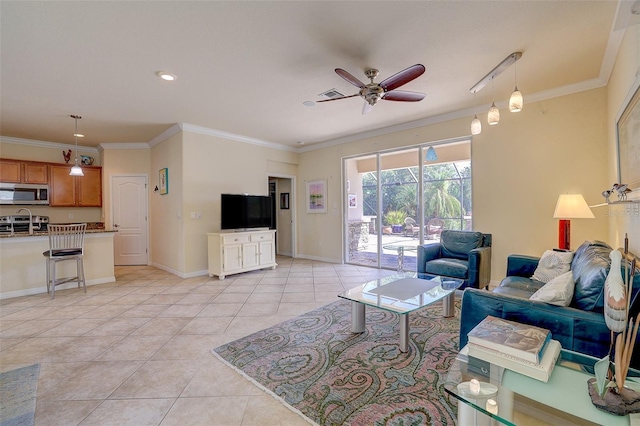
xmin=344 ymin=138 xmax=472 ymax=271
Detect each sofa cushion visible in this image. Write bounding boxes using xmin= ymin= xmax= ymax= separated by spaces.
xmin=531 ymin=249 xmax=574 ymax=283
xmin=440 ymin=230 xmax=483 ymax=260
xmin=424 ymin=258 xmax=468 ymax=279
xmin=499 ymin=276 xmax=546 ymax=294
xmin=530 ymin=271 xmax=575 ymax=306
xmin=570 ymin=240 xmax=612 ymax=312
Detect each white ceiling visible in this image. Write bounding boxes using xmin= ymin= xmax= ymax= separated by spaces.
xmin=0 ymin=1 xmax=634 ymax=151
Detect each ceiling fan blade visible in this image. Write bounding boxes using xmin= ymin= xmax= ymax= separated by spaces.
xmin=382 ymin=90 xmax=425 ymax=102
xmin=379 ymin=64 xmax=425 ymax=92
xmin=362 ymin=101 xmax=373 ymax=115
xmin=316 ymin=93 xmax=360 ymax=103
xmin=335 ymin=68 xmax=366 ymax=88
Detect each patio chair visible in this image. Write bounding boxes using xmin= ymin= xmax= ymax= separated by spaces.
xmin=404 ymin=217 xmax=420 ymax=237
xmin=425 ymin=218 xmax=445 ymax=240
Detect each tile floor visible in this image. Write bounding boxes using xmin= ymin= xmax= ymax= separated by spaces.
xmin=0 ymin=256 xmax=400 ymax=425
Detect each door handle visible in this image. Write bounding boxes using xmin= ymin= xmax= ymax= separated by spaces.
xmin=114 ymin=223 xmax=120 ymax=228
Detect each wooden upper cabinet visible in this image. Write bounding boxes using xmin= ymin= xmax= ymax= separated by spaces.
xmin=0 ymin=159 xmax=48 ymax=184
xmin=49 ymin=164 xmax=102 ymax=207
xmin=23 ymin=163 xmax=48 ymax=184
xmin=77 ymin=167 xmax=102 ymax=207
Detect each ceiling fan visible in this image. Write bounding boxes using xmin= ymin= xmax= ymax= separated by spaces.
xmin=318 ymin=64 xmax=426 ymax=114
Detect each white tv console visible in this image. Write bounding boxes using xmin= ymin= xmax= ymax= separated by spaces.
xmin=207 ymin=229 xmax=277 ymax=280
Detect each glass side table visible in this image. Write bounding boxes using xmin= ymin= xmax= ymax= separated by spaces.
xmin=445 ymin=346 xmax=640 ymax=426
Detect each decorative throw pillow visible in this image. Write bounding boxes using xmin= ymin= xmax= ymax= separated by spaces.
xmin=530 ymin=271 xmax=575 ymax=306
xmin=532 ymin=249 xmax=574 ymax=283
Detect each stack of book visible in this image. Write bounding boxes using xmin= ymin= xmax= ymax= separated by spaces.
xmin=466 ymin=316 xmax=562 ymax=382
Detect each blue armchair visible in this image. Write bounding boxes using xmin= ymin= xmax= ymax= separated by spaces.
xmin=417 ymin=230 xmax=492 ymax=290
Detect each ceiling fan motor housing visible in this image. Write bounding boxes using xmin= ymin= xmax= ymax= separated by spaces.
xmin=361 ymin=85 xmax=384 ymax=105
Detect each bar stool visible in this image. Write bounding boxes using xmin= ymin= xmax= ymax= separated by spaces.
xmin=43 ymin=223 xmax=87 ymax=299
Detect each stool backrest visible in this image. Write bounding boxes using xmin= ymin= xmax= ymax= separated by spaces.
xmin=47 ymin=223 xmax=87 ymax=255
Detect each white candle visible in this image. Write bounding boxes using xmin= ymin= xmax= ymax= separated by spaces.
xmin=469 ymin=378 xmax=480 ymax=395
xmin=486 ymin=398 xmax=498 ymax=415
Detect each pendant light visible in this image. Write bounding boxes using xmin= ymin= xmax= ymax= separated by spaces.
xmin=509 ymin=58 xmax=523 ymax=112
xmin=487 ymin=80 xmax=500 ymax=125
xmin=470 ymin=90 xmax=482 ymax=135
xmin=69 ymin=115 xmax=84 ymax=176
xmin=426 ymin=146 xmax=438 ymax=161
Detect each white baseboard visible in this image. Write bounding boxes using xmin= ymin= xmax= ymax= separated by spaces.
xmin=149 ymin=262 xmax=208 ymax=279
xmin=0 ymin=277 xmax=116 ymax=300
xmin=294 ymin=254 xmax=341 ymax=264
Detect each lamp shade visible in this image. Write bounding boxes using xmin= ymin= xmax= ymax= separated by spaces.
xmin=471 ymin=115 xmax=482 ymax=135
xmin=488 ymin=103 xmax=500 ymax=125
xmin=553 ymin=194 xmax=595 ymax=219
xmin=509 ymin=87 xmax=523 ymax=112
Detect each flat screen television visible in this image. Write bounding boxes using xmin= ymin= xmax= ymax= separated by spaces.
xmin=221 ymin=194 xmax=272 ymax=230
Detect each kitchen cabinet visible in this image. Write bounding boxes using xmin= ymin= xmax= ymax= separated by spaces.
xmin=0 ymin=159 xmax=48 ymax=184
xmin=207 ymin=230 xmax=277 ymax=279
xmin=49 ymin=165 xmax=102 ymax=207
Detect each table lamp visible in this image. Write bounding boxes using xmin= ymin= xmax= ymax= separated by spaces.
xmin=553 ymin=194 xmax=594 ymax=250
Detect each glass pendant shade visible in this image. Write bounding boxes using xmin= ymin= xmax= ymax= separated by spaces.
xmin=471 ymin=115 xmax=482 ymax=135
xmin=69 ymin=115 xmax=84 ymax=176
xmin=509 ymin=87 xmax=523 ymax=112
xmin=70 ymin=162 xmax=84 ymax=176
xmin=425 ymin=146 xmax=438 ymax=161
xmin=488 ymin=102 xmax=500 ymax=125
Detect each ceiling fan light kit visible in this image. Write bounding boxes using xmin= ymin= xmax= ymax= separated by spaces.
xmin=317 ymin=64 xmax=426 ymax=115
xmin=469 ymin=52 xmax=523 ymax=133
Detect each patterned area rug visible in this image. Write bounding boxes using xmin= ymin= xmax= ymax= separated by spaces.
xmin=213 ymin=299 xmax=460 ymax=425
xmin=0 ymin=364 xmax=40 ymax=426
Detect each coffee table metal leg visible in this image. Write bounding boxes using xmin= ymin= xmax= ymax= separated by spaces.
xmin=400 ymin=314 xmax=409 ymax=352
xmin=442 ymin=293 xmax=455 ymax=318
xmin=396 ymin=247 xmax=404 ymax=272
xmin=352 ymin=302 xmax=365 ymax=333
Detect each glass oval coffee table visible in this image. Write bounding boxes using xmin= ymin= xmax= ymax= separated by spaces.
xmin=338 ymin=272 xmax=463 ymax=352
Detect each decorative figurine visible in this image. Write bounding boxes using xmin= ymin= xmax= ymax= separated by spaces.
xmin=602 ymin=189 xmax=613 ymax=203
xmin=613 ymin=183 xmax=632 ymax=201
xmin=63 ymin=149 xmax=72 ymax=163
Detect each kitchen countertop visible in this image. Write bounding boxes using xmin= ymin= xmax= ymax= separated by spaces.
xmin=0 ymin=224 xmax=117 ymax=239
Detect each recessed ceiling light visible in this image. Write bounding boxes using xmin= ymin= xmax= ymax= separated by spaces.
xmin=297 ymin=141 xmax=305 ymax=145
xmin=74 ymin=133 xmax=84 ymax=138
xmin=156 ymin=71 xmax=177 ymax=81
xmin=303 ymin=101 xmax=316 ymax=107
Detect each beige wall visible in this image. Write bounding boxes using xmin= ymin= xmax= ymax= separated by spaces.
xmin=607 ymin=24 xmax=640 ymax=254
xmin=180 ymin=130 xmax=299 ymax=275
xmin=298 ymin=88 xmax=610 ymax=280
xmin=150 ymin=132 xmax=184 ymax=274
xmin=0 ymin=139 xmax=102 ymax=223
xmin=101 ymin=147 xmax=151 ymax=228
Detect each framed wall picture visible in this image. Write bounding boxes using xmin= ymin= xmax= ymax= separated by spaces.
xmin=159 ymin=168 xmax=169 ymax=195
xmin=306 ymin=179 xmax=327 ymax=213
xmin=348 ymin=193 xmax=357 ymax=208
xmin=616 ymin=79 xmax=640 ymax=198
xmin=280 ymin=193 xmax=290 ymax=209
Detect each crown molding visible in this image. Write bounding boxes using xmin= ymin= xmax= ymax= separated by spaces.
xmin=179 ymin=123 xmax=297 ymax=152
xmin=147 ymin=123 xmax=182 ymax=147
xmin=99 ymin=143 xmax=150 ymax=150
xmin=0 ymin=136 xmax=100 ymax=153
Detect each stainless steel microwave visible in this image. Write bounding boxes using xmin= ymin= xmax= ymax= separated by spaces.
xmin=0 ymin=183 xmax=49 ymax=205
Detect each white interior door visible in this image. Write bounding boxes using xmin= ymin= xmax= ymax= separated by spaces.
xmin=112 ymin=175 xmax=148 ymax=265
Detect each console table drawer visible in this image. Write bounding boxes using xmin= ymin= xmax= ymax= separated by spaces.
xmin=221 ymin=234 xmax=251 ymax=245
xmin=251 ymin=232 xmax=273 ymax=242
